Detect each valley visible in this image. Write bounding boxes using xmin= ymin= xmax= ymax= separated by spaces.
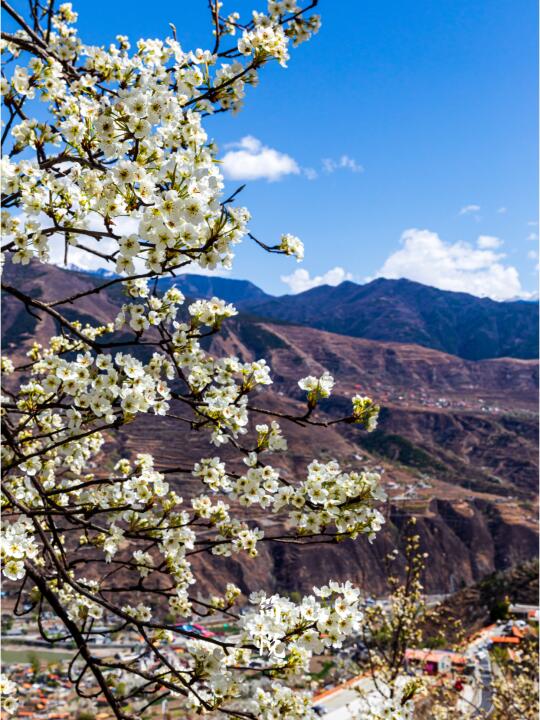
xmin=2 ymin=261 xmax=538 ymax=597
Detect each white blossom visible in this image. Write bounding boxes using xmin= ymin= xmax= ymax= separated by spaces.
xmin=0 ymin=2 xmax=397 ymax=717
xmin=279 ymin=232 xmax=304 ymax=261
xmin=298 ymin=370 xmax=335 ymax=402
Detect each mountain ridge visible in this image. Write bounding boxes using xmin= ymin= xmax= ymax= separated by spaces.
xmin=60 ymin=265 xmax=539 ymax=361
xmin=240 ymin=277 xmax=539 ymax=361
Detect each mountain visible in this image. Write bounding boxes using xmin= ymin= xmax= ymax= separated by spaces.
xmin=2 ymin=261 xmax=538 ymax=595
xmin=74 ymin=265 xmax=274 ymax=305
xmin=158 ymin=273 xmax=273 ymax=305
xmin=242 ymin=278 xmax=539 ymax=361
xmin=107 ymin=315 xmax=540 ymax=595
xmin=69 ymin=267 xmax=538 ymax=361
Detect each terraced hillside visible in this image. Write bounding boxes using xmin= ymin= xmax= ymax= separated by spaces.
xmin=3 ymin=261 xmax=538 ymax=595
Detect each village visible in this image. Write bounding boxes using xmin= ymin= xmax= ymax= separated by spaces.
xmin=2 ymin=598 xmax=538 ymax=719
xmin=309 ymin=603 xmax=539 ymax=719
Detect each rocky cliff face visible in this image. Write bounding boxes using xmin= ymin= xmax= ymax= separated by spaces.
xmin=186 ymin=500 xmax=538 ymax=598
xmin=423 ymin=560 xmax=539 ymax=638
xmin=2 ymin=262 xmax=538 ymax=596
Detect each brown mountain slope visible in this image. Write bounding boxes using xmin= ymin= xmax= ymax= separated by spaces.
xmin=210 ymin=319 xmax=537 ymax=496
xmin=2 ymin=262 xmax=538 ymax=595
xmin=423 ymin=560 xmax=539 ymax=639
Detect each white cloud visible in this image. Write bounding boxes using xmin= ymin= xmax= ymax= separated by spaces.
xmin=303 ymin=167 xmax=318 ymax=180
xmin=221 ymin=140 xmax=364 ymax=182
xmin=322 ymin=155 xmax=363 ymax=174
xmin=496 ymin=206 xmax=507 ymax=214
xmin=46 ymin=212 xmax=127 ymax=272
xmin=221 ymin=136 xmax=300 ymax=182
xmin=527 ymin=232 xmax=538 ymax=241
xmin=459 ymin=204 xmax=481 ymax=216
xmin=281 ymin=266 xmax=353 ymax=294
xmin=528 ymin=250 xmax=540 ymax=274
xmin=477 ymin=235 xmax=503 ymax=249
xmin=375 ymin=228 xmax=526 ymax=300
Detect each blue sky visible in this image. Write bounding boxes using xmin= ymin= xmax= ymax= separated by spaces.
xmin=46 ymin=1 xmax=540 ymax=297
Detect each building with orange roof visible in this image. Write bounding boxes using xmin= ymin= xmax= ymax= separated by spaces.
xmin=405 ymin=648 xmax=470 ymax=676
xmin=490 ymin=636 xmax=520 ymax=646
xmin=405 ymin=648 xmax=452 ymax=675
xmin=511 ymin=625 xmax=525 ymax=639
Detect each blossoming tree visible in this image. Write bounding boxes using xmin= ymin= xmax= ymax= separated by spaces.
xmin=0 ymin=1 xmax=408 ymax=717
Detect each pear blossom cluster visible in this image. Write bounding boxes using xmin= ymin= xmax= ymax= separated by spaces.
xmin=299 ymin=370 xmax=335 ymax=403
xmin=238 ymin=21 xmax=290 ymax=67
xmin=279 ymin=232 xmax=305 ymax=261
xmin=0 ymin=674 xmax=19 ymax=716
xmin=0 ymin=2 xmax=401 ymax=718
xmin=55 ymin=578 xmax=105 ymax=623
xmin=256 ymin=420 xmax=288 ymax=451
xmin=3 ymin=346 xmax=174 ymax=437
xmin=251 ymin=684 xmax=316 ymax=719
xmin=193 ymin=456 xmax=232 ymax=493
xmin=352 ymin=394 xmax=381 ymax=430
xmin=290 ymin=460 xmax=386 ymax=537
xmin=0 ymin=518 xmax=38 ymax=581
xmin=355 ymin=684 xmax=416 ymax=720
xmin=1 ymin=0 xmax=319 ymax=273
xmin=243 ymin=582 xmax=364 ymax=666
